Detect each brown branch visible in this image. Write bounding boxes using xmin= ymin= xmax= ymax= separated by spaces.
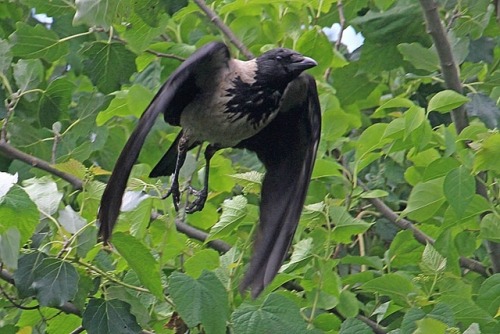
xmin=193 ymin=0 xmax=254 ymax=60
xmin=335 ymin=0 xmax=346 ymax=51
xmin=358 ymin=181 xmax=488 ymax=277
xmin=0 ymin=139 xmax=83 ymax=190
xmin=418 ymin=0 xmax=500 ymax=274
xmin=175 ymin=218 xmax=232 ymax=253
xmin=418 ymin=0 xmax=469 ymax=133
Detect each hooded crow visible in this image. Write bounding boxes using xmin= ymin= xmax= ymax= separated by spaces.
xmin=98 ymin=41 xmax=321 ymax=298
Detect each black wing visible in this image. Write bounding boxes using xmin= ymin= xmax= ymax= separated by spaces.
xmin=98 ymin=42 xmax=230 ymax=242
xmin=237 ymin=73 xmax=321 ymax=298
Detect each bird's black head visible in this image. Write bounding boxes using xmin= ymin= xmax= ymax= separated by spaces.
xmin=255 ymin=48 xmax=317 ymax=87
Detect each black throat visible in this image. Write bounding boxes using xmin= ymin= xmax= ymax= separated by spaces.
xmin=224 ymin=76 xmax=287 ymax=129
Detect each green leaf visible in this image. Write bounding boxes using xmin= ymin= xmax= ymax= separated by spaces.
xmin=480 ymin=214 xmax=500 ymax=242
xmin=473 ymin=133 xmax=500 ymax=173
xmin=296 ymin=28 xmax=333 ymax=76
xmin=428 ymin=90 xmax=470 ymax=113
xmin=80 ymin=42 xmax=137 ymax=94
xmin=337 ymin=290 xmax=359 ymax=318
xmin=420 ymin=244 xmax=447 ymax=274
xmin=0 ymin=186 xmax=39 ymax=246
xmin=339 ymin=317 xmax=373 ymax=334
xmin=476 ymin=274 xmax=500 ymax=317
xmin=58 ymin=205 xmax=87 ymax=234
xmin=13 ymin=251 xmax=48 ymax=298
xmin=112 ymin=232 xmax=164 ymax=298
xmin=32 ymin=258 xmax=79 ymax=307
xmin=232 ymin=293 xmax=314 ymax=334
xmin=443 ymin=166 xmax=475 ymax=218
xmin=106 ymin=286 xmax=151 ymax=327
xmin=440 ymin=295 xmax=494 ymax=328
xmin=280 ymin=238 xmax=314 ymax=272
xmin=23 ymin=177 xmax=63 ymax=216
xmin=207 ymin=195 xmax=247 ymax=241
xmin=38 ymin=77 xmax=75 ymax=128
xmin=74 ymin=0 xmax=130 ymax=28
xmin=330 ymin=206 xmax=373 ymax=244
xmin=398 ymin=42 xmax=439 ymax=72
xmin=82 ymin=298 xmax=142 ymax=334
xmin=22 ymin=0 xmax=74 ymax=16
xmin=361 ymin=273 xmax=417 ymax=307
xmin=169 ymin=271 xmax=228 ymax=334
xmin=404 ymin=105 xmax=426 ymax=138
xmin=12 ymin=58 xmax=43 ymax=100
xmin=414 ymin=317 xmax=447 ymax=334
xmin=184 ymin=249 xmax=220 ymax=278
xmin=0 ymin=228 xmax=20 ymax=269
xmin=402 ymin=177 xmax=446 ymax=221
xmin=9 ymin=22 xmax=68 ymax=62
xmin=0 ymin=39 xmax=12 ymax=73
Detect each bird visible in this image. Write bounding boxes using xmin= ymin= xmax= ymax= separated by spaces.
xmin=97 ymin=41 xmax=321 ymax=298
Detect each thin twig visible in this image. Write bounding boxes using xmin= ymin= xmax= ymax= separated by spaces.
xmin=335 ymin=0 xmax=345 ymax=51
xmin=0 ymin=139 xmax=83 ymax=190
xmin=145 ymin=49 xmax=185 ymax=61
xmin=193 ymin=0 xmax=254 ymax=60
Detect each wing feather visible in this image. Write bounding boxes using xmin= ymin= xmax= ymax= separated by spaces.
xmin=98 ymin=42 xmax=230 ymax=242
xmin=237 ymin=73 xmax=321 ymax=297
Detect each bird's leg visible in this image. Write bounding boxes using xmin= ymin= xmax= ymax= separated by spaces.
xmin=185 ymin=144 xmax=219 ymax=213
xmin=163 ymin=135 xmax=189 ymax=211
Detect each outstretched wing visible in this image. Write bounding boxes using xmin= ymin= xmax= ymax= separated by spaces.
xmin=98 ymin=42 xmax=230 ymax=243
xmin=237 ymin=73 xmax=321 ymax=298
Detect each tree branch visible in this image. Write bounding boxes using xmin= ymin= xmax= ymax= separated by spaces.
xmin=193 ymin=0 xmax=254 ymax=60
xmin=175 ymin=218 xmax=231 ymax=253
xmin=359 ymin=181 xmax=488 ymax=277
xmin=418 ymin=0 xmax=500 ymax=274
xmin=0 ymin=140 xmax=83 ymax=190
xmin=418 ymin=0 xmax=469 ymax=133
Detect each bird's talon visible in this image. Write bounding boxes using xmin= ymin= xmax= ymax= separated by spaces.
xmin=185 ymin=188 xmax=207 ymax=213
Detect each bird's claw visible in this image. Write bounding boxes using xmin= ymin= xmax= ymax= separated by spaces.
xmin=163 ymin=182 xmax=181 ymax=211
xmin=185 ymin=186 xmax=208 ymax=213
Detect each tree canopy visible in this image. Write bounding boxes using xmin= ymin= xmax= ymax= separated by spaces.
xmin=1 ymin=0 xmax=500 ymax=333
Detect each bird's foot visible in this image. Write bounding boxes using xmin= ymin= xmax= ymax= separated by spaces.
xmin=185 ymin=186 xmax=208 ymax=213
xmin=163 ymin=182 xmax=181 ymax=211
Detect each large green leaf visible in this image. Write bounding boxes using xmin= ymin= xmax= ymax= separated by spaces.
xmin=9 ymin=22 xmax=68 ymax=62
xmin=361 ymin=273 xmax=418 ymax=307
xmin=207 ymin=195 xmax=247 ymax=241
xmin=476 ymin=274 xmax=500 ymax=316
xmin=32 ymin=258 xmax=79 ymax=307
xmin=169 ymin=271 xmax=228 ymax=334
xmin=473 ymin=133 xmax=500 ymax=173
xmin=112 ymin=232 xmax=164 ymax=299
xmin=13 ymin=251 xmax=48 ymax=298
xmin=402 ymin=177 xmax=446 ymax=221
xmin=330 ymin=206 xmax=373 ymax=243
xmin=38 ymin=77 xmax=75 ymax=129
xmin=398 ymin=42 xmax=439 ymax=72
xmin=443 ymin=166 xmax=475 ymax=218
xmin=80 ymin=42 xmax=137 ymax=94
xmin=480 ymin=213 xmax=500 ymax=242
xmin=82 ymin=298 xmax=142 ymax=334
xmin=232 ymin=293 xmax=316 ymax=334
xmin=0 ymin=186 xmax=39 ymax=246
xmin=73 ymin=0 xmax=130 ymax=28
xmin=428 ymin=90 xmax=470 ymax=113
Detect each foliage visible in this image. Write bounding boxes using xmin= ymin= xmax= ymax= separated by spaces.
xmin=0 ymin=0 xmax=500 ymax=333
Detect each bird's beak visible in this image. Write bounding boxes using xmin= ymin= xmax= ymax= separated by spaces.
xmin=290 ymin=56 xmax=318 ymax=71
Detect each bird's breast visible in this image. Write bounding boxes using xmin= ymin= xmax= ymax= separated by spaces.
xmin=179 ymin=80 xmax=284 ymax=148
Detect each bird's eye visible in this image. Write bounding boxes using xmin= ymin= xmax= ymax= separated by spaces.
xmin=276 ymin=55 xmax=282 ymax=60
